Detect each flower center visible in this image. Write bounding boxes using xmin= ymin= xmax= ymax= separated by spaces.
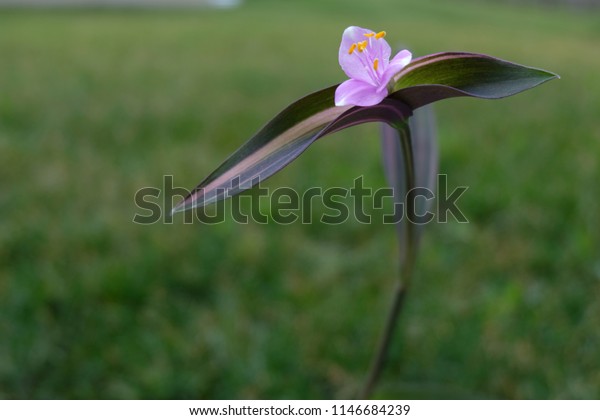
xmin=347 ymin=30 xmax=387 ymax=83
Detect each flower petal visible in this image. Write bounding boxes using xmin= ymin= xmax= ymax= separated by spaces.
xmin=339 ymin=26 xmax=379 ymax=84
xmin=368 ymin=33 xmax=392 ymax=69
xmin=335 ymin=78 xmax=388 ymax=107
xmin=381 ymin=49 xmax=412 ymax=87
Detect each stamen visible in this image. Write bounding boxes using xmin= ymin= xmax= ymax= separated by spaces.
xmin=375 ymin=31 xmax=386 ymax=39
xmin=357 ymin=40 xmax=368 ymax=52
xmin=348 ymin=43 xmax=357 ymax=55
xmin=373 ymin=58 xmax=379 ymax=71
xmin=364 ymin=32 xmax=375 ymax=38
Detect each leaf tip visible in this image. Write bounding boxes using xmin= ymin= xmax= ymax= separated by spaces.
xmin=531 ymin=66 xmax=560 ymax=83
xmin=170 ymin=200 xmax=187 ymax=215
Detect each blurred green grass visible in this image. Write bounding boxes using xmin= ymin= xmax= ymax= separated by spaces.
xmin=1 ymin=0 xmax=599 ymax=399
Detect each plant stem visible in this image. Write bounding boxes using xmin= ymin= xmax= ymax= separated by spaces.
xmin=358 ymin=278 xmax=409 ymax=399
xmin=359 ymin=121 xmax=416 ymax=399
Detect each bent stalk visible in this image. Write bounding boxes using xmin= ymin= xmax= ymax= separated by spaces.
xmin=359 ymin=121 xmax=416 ymax=399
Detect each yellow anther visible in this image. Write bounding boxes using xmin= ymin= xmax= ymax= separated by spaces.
xmin=364 ymin=32 xmax=375 ymax=38
xmin=375 ymin=31 xmax=386 ymax=39
xmin=357 ymin=40 xmax=368 ymax=52
xmin=373 ymin=58 xmax=379 ymax=71
xmin=348 ymin=43 xmax=357 ymax=55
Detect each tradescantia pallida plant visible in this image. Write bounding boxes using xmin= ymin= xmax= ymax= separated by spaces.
xmin=172 ymin=26 xmax=558 ymax=398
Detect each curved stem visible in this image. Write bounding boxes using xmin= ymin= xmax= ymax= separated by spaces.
xmin=359 ymin=121 xmax=416 ymax=399
xmin=358 ymin=279 xmax=409 ymax=399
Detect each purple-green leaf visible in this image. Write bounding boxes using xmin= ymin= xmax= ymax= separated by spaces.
xmin=390 ymin=52 xmax=559 ymax=109
xmin=172 ymin=86 xmax=343 ymax=213
xmin=381 ymin=106 xmax=438 ymax=265
xmin=172 ymin=93 xmax=411 ymax=213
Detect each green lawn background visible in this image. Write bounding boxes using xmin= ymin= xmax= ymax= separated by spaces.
xmin=1 ymin=0 xmax=599 ymax=398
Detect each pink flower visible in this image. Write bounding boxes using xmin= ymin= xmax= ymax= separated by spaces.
xmin=335 ymin=26 xmax=412 ymax=107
